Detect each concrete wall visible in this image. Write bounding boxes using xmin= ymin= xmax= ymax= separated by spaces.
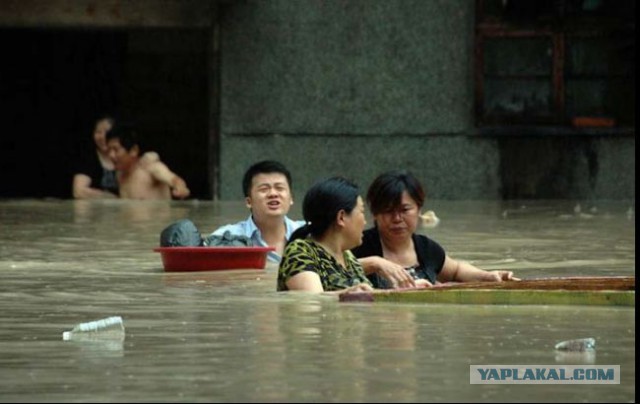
xmin=218 ymin=134 xmax=500 ymax=201
xmin=0 ymin=0 xmax=214 ymax=28
xmin=219 ymin=0 xmax=480 ymax=199
xmin=217 ymin=0 xmax=635 ymax=200
xmin=496 ymin=135 xmax=635 ymax=200
xmin=220 ymin=0 xmax=473 ymax=135
xmin=0 ymin=0 xmax=634 ymax=200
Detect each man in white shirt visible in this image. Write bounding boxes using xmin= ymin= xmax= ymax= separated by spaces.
xmin=209 ymin=160 xmax=304 ymax=262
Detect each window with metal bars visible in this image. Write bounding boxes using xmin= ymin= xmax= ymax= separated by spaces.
xmin=474 ymin=0 xmax=635 ymax=129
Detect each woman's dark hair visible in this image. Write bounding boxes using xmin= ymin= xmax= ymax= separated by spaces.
xmin=366 ymin=170 xmax=425 ymax=215
xmin=242 ymin=160 xmax=293 ymax=197
xmin=81 ymin=114 xmax=116 ymax=150
xmin=288 ymin=176 xmax=360 ymax=242
xmin=94 ymin=114 xmax=115 ymax=127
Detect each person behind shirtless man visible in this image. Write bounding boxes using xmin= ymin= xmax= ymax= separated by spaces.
xmin=105 ymin=123 xmax=190 ymax=200
xmin=72 ymin=114 xmax=119 ymax=199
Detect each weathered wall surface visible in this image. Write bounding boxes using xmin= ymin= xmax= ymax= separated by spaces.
xmin=218 ymin=134 xmax=500 ymax=201
xmin=219 ymin=0 xmax=483 ymax=199
xmin=218 ymin=0 xmax=634 ymax=200
xmin=220 ymin=0 xmax=473 ymax=135
xmin=496 ymin=135 xmax=635 ymax=200
xmin=0 ymin=0 xmax=214 ymax=28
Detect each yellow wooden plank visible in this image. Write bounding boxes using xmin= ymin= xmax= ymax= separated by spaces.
xmin=342 ymin=289 xmax=635 ymax=307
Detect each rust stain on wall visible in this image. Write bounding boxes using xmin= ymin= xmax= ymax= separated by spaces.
xmin=85 ymin=3 xmax=96 ymax=18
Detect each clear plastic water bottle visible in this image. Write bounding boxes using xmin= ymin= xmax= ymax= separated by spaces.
xmin=62 ymin=316 xmax=125 ymax=341
xmin=554 ymin=337 xmax=595 ymax=352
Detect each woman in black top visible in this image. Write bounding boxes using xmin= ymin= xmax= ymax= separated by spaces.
xmin=72 ymin=114 xmax=119 ymax=199
xmin=352 ymin=170 xmax=518 ymax=289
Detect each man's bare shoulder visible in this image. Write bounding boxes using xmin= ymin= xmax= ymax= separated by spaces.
xmin=140 ymin=152 xmax=160 ymax=167
xmin=139 ymin=152 xmax=173 ymax=176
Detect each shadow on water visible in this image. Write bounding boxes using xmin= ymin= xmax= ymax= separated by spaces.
xmin=0 ymin=199 xmax=634 ymax=402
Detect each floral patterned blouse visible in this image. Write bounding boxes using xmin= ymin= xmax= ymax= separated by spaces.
xmin=277 ymin=239 xmax=372 ymax=291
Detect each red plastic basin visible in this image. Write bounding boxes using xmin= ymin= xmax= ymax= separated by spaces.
xmin=154 ymin=247 xmax=275 ymax=272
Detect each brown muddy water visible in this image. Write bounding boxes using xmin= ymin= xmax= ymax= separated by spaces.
xmin=0 ymin=199 xmax=635 ymax=402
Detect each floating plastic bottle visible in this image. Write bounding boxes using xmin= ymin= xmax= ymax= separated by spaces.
xmin=554 ymin=337 xmax=595 ymax=352
xmin=62 ymin=316 xmax=125 ymax=341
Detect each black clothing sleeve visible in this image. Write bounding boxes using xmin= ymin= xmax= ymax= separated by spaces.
xmin=351 ymin=227 xmax=446 ymax=288
xmin=74 ymin=149 xmax=118 ymax=195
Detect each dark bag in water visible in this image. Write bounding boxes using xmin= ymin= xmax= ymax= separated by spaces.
xmin=159 ymin=219 xmax=203 ymax=247
xmin=202 ymin=230 xmax=253 ymax=247
xmin=160 ymin=220 xmax=253 ymax=248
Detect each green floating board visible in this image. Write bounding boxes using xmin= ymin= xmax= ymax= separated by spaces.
xmin=339 ymin=277 xmax=635 ymax=307
xmin=341 ymin=289 xmax=634 ymax=307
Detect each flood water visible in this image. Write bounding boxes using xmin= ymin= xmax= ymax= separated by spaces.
xmin=0 ymin=199 xmax=635 ymax=402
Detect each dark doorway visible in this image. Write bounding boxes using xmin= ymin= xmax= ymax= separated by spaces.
xmin=0 ymin=28 xmax=209 ymax=199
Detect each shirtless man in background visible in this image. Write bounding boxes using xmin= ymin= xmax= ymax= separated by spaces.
xmin=106 ymin=123 xmax=190 ymax=200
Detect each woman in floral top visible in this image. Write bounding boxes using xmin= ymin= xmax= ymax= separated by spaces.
xmin=277 ymin=177 xmax=373 ymax=293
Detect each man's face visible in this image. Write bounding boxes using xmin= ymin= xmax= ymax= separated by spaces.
xmin=107 ymin=138 xmax=138 ymax=171
xmin=245 ymin=173 xmax=293 ymax=220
